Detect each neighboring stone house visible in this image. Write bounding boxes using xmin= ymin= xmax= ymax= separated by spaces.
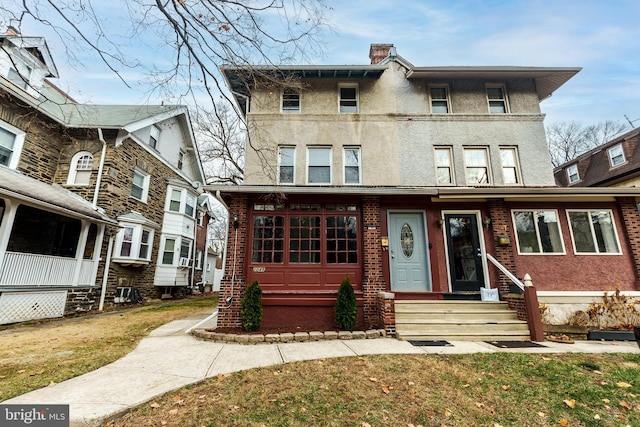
xmin=0 ymin=30 xmax=208 ymax=324
xmin=554 ymin=126 xmax=640 ymax=188
xmin=207 ymin=43 xmax=640 ymax=339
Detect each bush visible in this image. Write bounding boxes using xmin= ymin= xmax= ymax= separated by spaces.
xmin=240 ymin=280 xmax=262 ymax=332
xmin=335 ymin=276 xmax=357 ymax=330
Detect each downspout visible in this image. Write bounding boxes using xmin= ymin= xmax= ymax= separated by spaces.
xmin=92 ymin=128 xmax=107 ymax=209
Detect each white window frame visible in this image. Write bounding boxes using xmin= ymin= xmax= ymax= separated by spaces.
xmin=0 ymin=120 xmax=26 ymax=169
xmin=343 ymin=146 xmax=361 ymax=185
xmin=161 ymin=237 xmax=177 ymax=265
xmin=307 ymin=146 xmax=332 ymax=185
xmin=566 ymin=209 xmax=622 ymax=255
xmin=166 ymin=186 xmax=198 ymax=217
xmin=278 ymin=146 xmax=295 ymax=185
xmin=185 ymin=193 xmax=195 ymax=217
xmin=178 ymin=150 xmax=185 ymax=170
xmin=113 ymin=224 xmax=155 ymax=263
xmin=608 ymin=144 xmax=626 ymax=168
xmin=463 ymin=147 xmax=492 ymax=185
xmin=149 ymin=125 xmax=159 ymax=149
xmin=428 ymin=85 xmax=451 ymax=114
xmin=338 ymin=84 xmax=359 ymax=113
xmin=8 ymin=66 xmax=31 ymax=90
xmin=499 ymin=146 xmax=522 ymax=185
xmin=195 ymin=249 xmax=203 ymax=270
xmin=567 ymin=164 xmax=580 ymax=184
xmin=130 ymin=169 xmax=150 ymax=202
xmin=67 ymin=151 xmax=94 ymax=186
xmin=281 ymin=87 xmax=301 ymax=113
xmin=511 ymin=210 xmax=565 ymax=255
xmin=486 ymin=84 xmax=509 ymax=114
xmin=434 ymin=146 xmax=455 ymax=185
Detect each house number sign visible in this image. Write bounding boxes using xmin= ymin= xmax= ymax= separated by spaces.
xmin=253 ymin=267 xmax=266 ymax=272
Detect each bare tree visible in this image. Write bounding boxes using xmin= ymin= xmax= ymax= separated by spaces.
xmin=546 ymin=120 xmax=628 ymax=167
xmin=195 ymin=100 xmax=245 ymax=184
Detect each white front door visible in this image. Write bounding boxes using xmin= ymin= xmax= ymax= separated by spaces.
xmin=389 ymin=211 xmax=431 ymax=291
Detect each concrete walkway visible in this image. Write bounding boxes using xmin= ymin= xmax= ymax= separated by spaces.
xmin=4 ymin=312 xmax=639 ymax=427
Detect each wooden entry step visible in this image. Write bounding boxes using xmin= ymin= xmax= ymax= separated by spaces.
xmin=395 ymin=300 xmax=530 ymax=342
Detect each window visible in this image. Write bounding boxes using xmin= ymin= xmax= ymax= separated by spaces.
xmin=434 ymin=147 xmax=454 ymax=185
xmin=113 ymin=225 xmax=154 ymax=263
xmin=568 ymin=210 xmax=621 ymax=254
xmin=429 ymin=85 xmax=450 ymax=113
xmin=608 ymin=144 xmax=625 ymax=167
xmin=0 ymin=121 xmax=26 ymax=169
xmin=339 ymin=85 xmax=358 ymax=113
xmin=251 ymin=203 xmax=359 ymax=265
xmin=162 ymin=238 xmax=176 ymax=264
xmin=149 ymin=126 xmax=159 ymax=149
xmin=513 ymin=210 xmax=564 ymax=254
xmin=282 ymin=88 xmax=300 ymax=113
xmin=567 ymin=164 xmax=580 ymax=184
xmin=169 ymin=189 xmax=182 ymax=212
xmin=486 ymin=85 xmax=508 ymax=113
xmin=131 ymin=169 xmax=150 ymax=202
xmin=8 ymin=67 xmax=31 ymax=90
xmin=343 ymin=147 xmax=361 ymax=184
xmin=67 ymin=151 xmax=94 ymax=185
xmin=166 ymin=187 xmax=198 ymax=216
xmin=195 ymin=250 xmax=203 ymax=270
xmin=177 ymin=150 xmax=185 ymax=170
xmin=185 ymin=194 xmax=195 ymax=217
xmin=180 ymin=239 xmax=192 ymax=261
xmin=307 ymin=147 xmax=332 ymax=184
xmin=278 ymin=146 xmax=295 ymax=184
xmin=500 ymin=147 xmax=521 ymax=185
xmin=464 ymin=147 xmax=490 ymax=184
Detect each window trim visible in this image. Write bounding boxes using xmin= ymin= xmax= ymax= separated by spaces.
xmin=112 ymin=224 xmax=155 ymax=265
xmin=0 ymin=120 xmax=26 ymax=169
xmin=486 ymin=84 xmax=509 ymax=114
xmin=566 ymin=209 xmax=622 ymax=255
xmin=281 ymin=87 xmax=301 ymax=113
xmin=343 ymin=146 xmax=361 ymax=185
xmin=434 ymin=146 xmax=455 ymax=186
xmin=66 ymin=151 xmax=94 ymax=186
xmin=608 ymin=144 xmax=626 ymax=168
xmin=149 ymin=125 xmax=159 ymax=149
xmin=511 ymin=209 xmax=566 ymax=255
xmin=567 ymin=164 xmax=580 ymax=184
xmin=278 ymin=146 xmax=296 ymax=185
xmin=338 ymin=84 xmax=359 ymax=113
xmin=499 ymin=146 xmax=522 ymax=186
xmin=306 ymin=146 xmax=332 ymax=185
xmin=428 ymin=84 xmax=451 ymax=114
xmin=130 ymin=169 xmax=150 ymax=202
xmin=463 ymin=146 xmax=492 ymax=185
xmin=166 ymin=186 xmax=198 ymax=217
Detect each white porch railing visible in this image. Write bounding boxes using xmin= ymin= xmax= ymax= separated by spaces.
xmin=485 ymin=253 xmax=525 ymax=292
xmin=0 ymin=252 xmax=95 ymax=286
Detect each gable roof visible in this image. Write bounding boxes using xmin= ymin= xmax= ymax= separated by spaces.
xmin=0 ymin=35 xmax=59 ymax=78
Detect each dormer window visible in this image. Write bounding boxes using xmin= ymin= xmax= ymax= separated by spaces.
xmin=149 ymin=126 xmax=159 ymax=149
xmin=8 ymin=67 xmax=31 ymax=90
xmin=567 ymin=164 xmax=580 ymax=184
xmin=608 ymin=144 xmax=625 ymax=167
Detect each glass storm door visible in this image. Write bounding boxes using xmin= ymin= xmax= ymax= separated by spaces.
xmin=389 ymin=212 xmax=431 ymax=291
xmin=445 ymin=214 xmax=485 ymax=292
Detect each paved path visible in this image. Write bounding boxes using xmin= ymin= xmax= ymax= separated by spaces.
xmin=4 ymin=313 xmax=639 ymax=427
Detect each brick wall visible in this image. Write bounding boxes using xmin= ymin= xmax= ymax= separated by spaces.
xmin=362 ymin=196 xmax=385 ymax=329
xmin=378 ymin=292 xmax=396 ymax=336
xmin=617 ymin=197 xmax=640 ymax=284
xmin=217 ymin=195 xmax=248 ymax=327
xmin=488 ymin=199 xmax=516 ymax=293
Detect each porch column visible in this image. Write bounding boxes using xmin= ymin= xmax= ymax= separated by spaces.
xmin=362 ymin=196 xmax=385 ymax=329
xmin=487 ymin=199 xmax=516 ymax=294
xmin=71 ymin=220 xmax=90 ymax=286
xmin=91 ymin=224 xmax=106 ymax=285
xmin=0 ymin=199 xmax=18 ymax=278
xmin=218 ymin=195 xmax=248 ymax=328
xmin=617 ymin=197 xmax=640 ymax=287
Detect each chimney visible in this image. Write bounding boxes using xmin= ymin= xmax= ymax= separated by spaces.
xmin=6 ymin=26 xmax=20 ymax=36
xmin=369 ymin=43 xmax=394 ymax=64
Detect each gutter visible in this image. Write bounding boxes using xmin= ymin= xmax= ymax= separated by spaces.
xmin=92 ymin=128 xmax=107 ymax=209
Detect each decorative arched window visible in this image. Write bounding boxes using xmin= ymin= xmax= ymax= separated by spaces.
xmin=68 ymin=151 xmax=94 ymax=185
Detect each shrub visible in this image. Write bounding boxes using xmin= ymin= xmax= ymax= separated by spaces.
xmin=568 ymin=285 xmax=640 ymax=330
xmin=335 ymin=276 xmax=357 ymax=330
xmin=240 ymin=280 xmax=262 ymax=332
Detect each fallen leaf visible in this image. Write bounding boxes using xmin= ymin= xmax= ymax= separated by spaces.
xmin=47 ymin=381 xmax=56 ymax=387
xmin=564 ymin=399 xmax=576 ymax=409
xmin=198 ymin=395 xmax=206 ymax=400
xmin=150 ymin=402 xmax=161 ymax=409
xmin=475 ymin=402 xmax=484 ymax=408
xmin=0 ymin=375 xmax=5 ymax=379
xmin=462 ymin=383 xmax=471 ymax=388
xmin=369 ymin=377 xmax=378 ymax=382
xmin=502 ymin=385 xmax=511 ymax=391
xmin=362 ymin=423 xmax=371 ymax=427
xmin=217 ymin=373 xmax=224 ymax=380
xmin=620 ymin=401 xmax=633 ymax=410
xmin=381 ymin=385 xmax=390 ymax=394
xmin=408 ymin=381 xmax=415 ymax=386
xmin=617 ymin=382 xmax=633 ymax=388
xmin=17 ymin=370 xmax=25 ymax=374
xmin=559 ymin=419 xmax=568 ymax=426
xmin=444 ymin=408 xmax=453 ymax=417
xmin=603 ymin=398 xmax=611 ymax=404
xmin=594 ymin=414 xmax=601 ymax=420
xmin=537 ymin=412 xmax=546 ymax=418
xmin=593 ymin=370 xmax=604 ymax=375
xmin=168 ymin=408 xmax=178 ymax=415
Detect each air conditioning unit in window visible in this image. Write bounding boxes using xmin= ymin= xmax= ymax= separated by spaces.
xmin=178 ymin=257 xmax=190 ymax=268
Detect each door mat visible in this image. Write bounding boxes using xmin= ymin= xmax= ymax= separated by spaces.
xmin=485 ymin=341 xmax=547 ymax=349
xmin=409 ymin=340 xmax=453 ymax=347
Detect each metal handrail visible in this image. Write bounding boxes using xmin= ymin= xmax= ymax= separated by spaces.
xmin=485 ymin=253 xmax=525 ymax=292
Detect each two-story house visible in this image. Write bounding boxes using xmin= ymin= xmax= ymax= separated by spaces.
xmin=209 ymin=44 xmax=640 ymax=339
xmin=0 ymin=30 xmax=208 ymax=324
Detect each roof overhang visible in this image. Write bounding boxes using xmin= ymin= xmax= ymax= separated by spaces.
xmin=405 ymin=66 xmax=582 ymax=100
xmin=205 ymin=185 xmax=438 ymax=197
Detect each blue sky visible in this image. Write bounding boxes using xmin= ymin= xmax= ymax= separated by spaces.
xmin=16 ymin=0 xmax=640 ymax=127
